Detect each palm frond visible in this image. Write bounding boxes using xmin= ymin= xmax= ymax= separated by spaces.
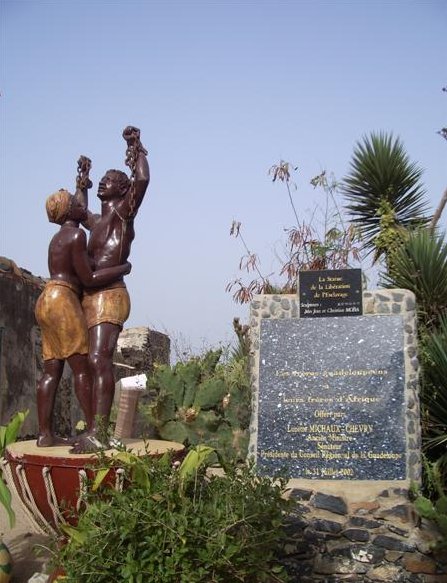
xmin=383 ymin=229 xmax=447 ymax=327
xmin=342 ymin=132 xmax=429 ymax=254
xmin=421 ymin=314 xmax=447 ymax=467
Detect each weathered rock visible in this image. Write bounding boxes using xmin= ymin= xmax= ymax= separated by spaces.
xmin=349 ymin=516 xmax=382 ymax=529
xmin=290 ymin=488 xmax=313 ymax=501
xmin=342 ymin=528 xmax=370 ymax=542
xmin=374 ymin=535 xmax=416 ymax=552
xmin=113 ymin=326 xmax=170 ymax=380
xmin=402 ymin=553 xmax=438 ymax=574
xmin=313 ymin=493 xmax=348 ymax=516
xmin=312 ymin=518 xmax=343 ymax=534
xmin=366 ymin=564 xmax=402 ymax=581
xmin=314 ymin=556 xmax=368 ymax=575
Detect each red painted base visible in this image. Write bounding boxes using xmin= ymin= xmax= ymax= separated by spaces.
xmin=5 ymin=438 xmax=184 ymax=532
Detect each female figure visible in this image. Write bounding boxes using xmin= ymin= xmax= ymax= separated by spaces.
xmin=36 ymin=159 xmax=131 ymax=446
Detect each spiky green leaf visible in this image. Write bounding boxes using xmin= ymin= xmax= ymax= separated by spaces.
xmin=342 ymin=132 xmax=428 ymax=257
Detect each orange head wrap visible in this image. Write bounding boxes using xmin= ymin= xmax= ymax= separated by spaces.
xmin=45 ymin=189 xmax=72 ymax=225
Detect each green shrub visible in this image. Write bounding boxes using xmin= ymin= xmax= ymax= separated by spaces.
xmin=56 ymin=446 xmax=291 ymax=582
xmin=145 ymin=349 xmax=251 ymax=460
xmin=412 ymin=458 xmax=447 ymax=551
xmin=0 ymin=410 xmax=28 ymax=528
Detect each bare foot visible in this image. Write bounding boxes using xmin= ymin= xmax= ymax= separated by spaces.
xmin=37 ymin=434 xmax=76 ymax=447
xmin=70 ymin=434 xmax=104 ymax=454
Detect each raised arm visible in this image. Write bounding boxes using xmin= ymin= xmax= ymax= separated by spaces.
xmin=119 ymin=126 xmax=150 ymax=218
xmin=71 ymin=230 xmax=131 ymax=288
xmin=74 ymin=155 xmax=100 ymax=231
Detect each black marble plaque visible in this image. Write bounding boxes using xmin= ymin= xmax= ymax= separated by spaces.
xmin=257 ymin=316 xmax=406 ymax=480
xmin=299 ymin=269 xmax=363 ymax=318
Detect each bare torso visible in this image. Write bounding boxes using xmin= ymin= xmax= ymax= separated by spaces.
xmin=87 ymin=205 xmax=135 ymax=274
xmin=48 ymin=221 xmax=132 ymax=290
xmin=48 ymin=226 xmax=87 ymax=288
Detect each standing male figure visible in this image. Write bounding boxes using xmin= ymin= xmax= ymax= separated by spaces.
xmin=80 ymin=126 xmax=149 ymax=447
xmin=36 ymin=156 xmax=132 ymax=447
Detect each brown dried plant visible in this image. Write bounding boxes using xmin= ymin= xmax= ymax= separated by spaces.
xmin=226 ymin=164 xmax=363 ymax=304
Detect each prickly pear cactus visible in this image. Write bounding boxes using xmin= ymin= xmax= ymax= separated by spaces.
xmin=146 ymin=350 xmax=251 ymax=460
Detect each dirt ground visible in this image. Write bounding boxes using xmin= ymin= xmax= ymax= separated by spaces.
xmin=1 ymin=489 xmax=52 ymax=583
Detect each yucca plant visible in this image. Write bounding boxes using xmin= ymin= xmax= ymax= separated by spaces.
xmin=420 ymin=314 xmax=447 ymax=478
xmin=383 ymin=230 xmax=447 ymax=480
xmin=342 ymin=132 xmax=429 ymax=265
xmin=383 ymin=229 xmax=447 ymax=329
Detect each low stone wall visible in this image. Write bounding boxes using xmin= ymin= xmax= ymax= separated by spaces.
xmin=114 ymin=326 xmax=170 ymax=381
xmin=282 ymin=485 xmax=446 ymax=582
xmin=113 ymin=326 xmax=171 ymax=438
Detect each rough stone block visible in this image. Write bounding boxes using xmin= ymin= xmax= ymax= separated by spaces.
xmin=342 ymin=528 xmax=370 ymax=542
xmin=366 ymin=564 xmax=402 ymax=581
xmin=402 ymin=553 xmax=438 ymax=574
xmin=373 ymin=534 xmax=416 ymax=552
xmin=312 ymin=518 xmax=343 ymax=534
xmin=114 ymin=326 xmax=170 ymax=381
xmin=313 ymin=493 xmax=348 ymax=516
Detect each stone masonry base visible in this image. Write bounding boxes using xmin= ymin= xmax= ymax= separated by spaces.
xmin=281 ymin=486 xmax=446 ymax=582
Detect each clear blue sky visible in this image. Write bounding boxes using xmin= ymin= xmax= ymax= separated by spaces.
xmin=1 ymin=0 xmax=446 ymax=355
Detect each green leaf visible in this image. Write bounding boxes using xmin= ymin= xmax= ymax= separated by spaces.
xmin=342 ymin=132 xmax=428 ymax=258
xmin=271 ymin=564 xmax=285 ymax=574
xmin=113 ymin=452 xmax=138 ymax=464
xmin=0 ymin=478 xmax=15 ymax=528
xmin=150 ymin=366 xmax=185 ymax=408
xmin=60 ymin=523 xmax=89 ymax=545
xmin=190 ymin=410 xmax=221 ymax=433
xmin=414 ymin=496 xmax=436 ymax=519
xmin=384 ymin=230 xmax=447 ymax=326
xmin=178 ymin=445 xmax=215 ymax=484
xmin=92 ymin=468 xmax=111 ymax=492
xmin=0 ymin=428 xmax=5 ymax=452
xmin=0 ymin=410 xmax=29 ymax=455
xmin=178 ymin=362 xmax=201 ymax=408
xmin=435 ymin=496 xmax=447 ymax=515
xmin=436 ymin=513 xmax=447 ymax=535
xmin=150 ymin=394 xmax=176 ymax=425
xmin=201 ymin=349 xmax=222 ymax=376
xmin=132 ymin=463 xmax=150 ymax=490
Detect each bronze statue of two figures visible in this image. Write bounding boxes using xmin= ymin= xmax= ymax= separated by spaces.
xmin=35 ymin=126 xmax=150 ymax=453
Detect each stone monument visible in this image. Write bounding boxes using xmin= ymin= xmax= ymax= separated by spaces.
xmin=249 ymin=277 xmax=420 ymax=488
xmin=248 ymin=276 xmax=446 ymax=581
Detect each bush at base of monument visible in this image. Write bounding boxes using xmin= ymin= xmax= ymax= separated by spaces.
xmin=54 ymin=447 xmax=291 ymax=583
xmin=0 ymin=410 xmax=28 ymax=529
xmin=145 ymin=349 xmax=251 ymax=461
xmin=412 ymin=458 xmax=447 ymax=551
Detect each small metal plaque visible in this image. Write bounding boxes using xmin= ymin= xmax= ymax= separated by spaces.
xmin=299 ymin=269 xmax=363 ymax=318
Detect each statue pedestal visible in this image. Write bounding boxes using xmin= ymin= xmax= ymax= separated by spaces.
xmin=4 ymin=439 xmax=184 ymax=535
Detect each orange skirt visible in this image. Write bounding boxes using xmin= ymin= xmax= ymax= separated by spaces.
xmin=35 ymin=280 xmax=88 ymax=361
xmin=82 ymin=284 xmax=130 ymax=329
